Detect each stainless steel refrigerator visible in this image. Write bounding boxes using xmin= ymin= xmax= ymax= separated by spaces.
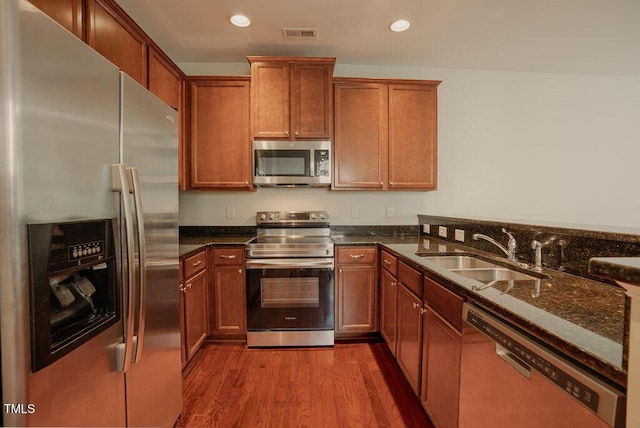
xmin=0 ymin=1 xmax=182 ymax=426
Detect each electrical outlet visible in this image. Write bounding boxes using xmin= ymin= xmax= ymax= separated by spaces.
xmin=422 ymin=224 xmax=430 ymax=234
xmin=226 ymin=206 xmax=236 ymax=219
xmin=351 ymin=207 xmax=359 ymax=219
xmin=386 ymin=206 xmax=395 ymax=218
xmin=455 ymin=229 xmax=465 ymax=242
xmin=438 ymin=226 xmax=447 ymax=238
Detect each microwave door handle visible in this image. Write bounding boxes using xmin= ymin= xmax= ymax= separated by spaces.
xmin=128 ymin=167 xmax=147 ymax=364
xmin=112 ymin=164 xmax=136 ymax=373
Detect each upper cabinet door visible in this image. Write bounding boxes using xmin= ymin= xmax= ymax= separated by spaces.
xmin=86 ymin=0 xmax=148 ymax=86
xmin=148 ymin=49 xmax=182 ymax=110
xmin=290 ymin=62 xmax=334 ymax=140
xmin=333 ymin=80 xmax=388 ymax=189
xmin=387 ymin=83 xmax=439 ymax=190
xmin=28 ymin=0 xmax=84 ymax=40
xmin=188 ymin=77 xmax=251 ymax=190
xmin=250 ymin=61 xmax=290 ymax=139
xmin=249 ymin=56 xmax=335 ymax=140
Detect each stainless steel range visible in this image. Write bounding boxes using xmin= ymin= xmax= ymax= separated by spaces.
xmin=245 ymin=211 xmax=334 ymax=347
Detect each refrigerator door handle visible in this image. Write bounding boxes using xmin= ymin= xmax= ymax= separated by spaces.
xmin=112 ymin=164 xmax=137 ymax=373
xmin=128 ymin=167 xmax=147 ymax=363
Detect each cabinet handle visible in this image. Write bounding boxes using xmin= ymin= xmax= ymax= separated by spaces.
xmin=192 ymin=260 xmax=202 ymax=267
xmin=389 ymin=182 xmax=394 ymax=186
xmin=245 ymin=181 xmax=249 ymax=187
xmin=284 ymin=131 xmax=289 ymax=137
xmin=238 ymin=269 xmax=242 ymax=274
xmin=420 ymin=307 xmax=427 ymax=315
xmin=383 ymin=259 xmax=392 ymax=265
xmin=349 ymin=254 xmax=365 ymax=259
xmin=412 ymin=302 xmax=419 ymax=309
xmin=220 ymin=254 xmax=236 ymax=259
xmin=185 ymin=283 xmax=192 ymax=290
xmin=339 ymin=269 xmax=343 ymax=273
xmin=379 ymin=182 xmax=384 ymax=186
xmin=391 ymin=281 xmax=396 ymax=287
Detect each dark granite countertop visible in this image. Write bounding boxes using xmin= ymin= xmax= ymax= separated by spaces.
xmin=589 ymin=257 xmax=640 ymax=287
xmin=383 ymin=237 xmax=627 ymax=387
xmin=179 ymin=236 xmax=254 ymax=258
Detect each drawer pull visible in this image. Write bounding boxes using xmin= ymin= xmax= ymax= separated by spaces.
xmin=384 ymin=259 xmax=392 ymax=265
xmin=220 ymin=254 xmax=236 ymax=259
xmin=192 ymin=260 xmax=202 ymax=267
xmin=349 ymin=254 xmax=365 ymax=259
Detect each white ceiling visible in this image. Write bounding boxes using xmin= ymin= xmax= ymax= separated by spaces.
xmin=115 ymin=0 xmax=640 ymax=76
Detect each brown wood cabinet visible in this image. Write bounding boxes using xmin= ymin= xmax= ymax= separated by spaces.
xmin=209 ymin=247 xmax=246 ymax=339
xmin=380 ymin=250 xmax=398 ymax=354
xmin=248 ymin=56 xmax=335 ymax=140
xmin=333 ymin=78 xmax=441 ymax=190
xmin=180 ymin=250 xmax=208 ymax=365
xmin=395 ymin=261 xmax=424 ymax=395
xmin=28 ymin=0 xmax=84 ymax=39
xmin=421 ymin=276 xmax=465 ymax=427
xmin=335 ymin=246 xmax=378 ymax=336
xmin=187 ymin=77 xmax=251 ymax=190
xmin=86 ymin=0 xmax=148 ymax=86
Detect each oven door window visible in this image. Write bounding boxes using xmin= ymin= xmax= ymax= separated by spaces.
xmin=261 ymin=277 xmax=319 ymax=308
xmin=247 ymin=268 xmax=334 ymax=330
xmin=254 ymin=150 xmax=310 ymax=177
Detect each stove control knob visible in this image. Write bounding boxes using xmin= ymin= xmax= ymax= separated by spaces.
xmin=268 ymin=213 xmax=276 ymax=220
xmin=310 ymin=213 xmax=317 ymax=220
xmin=259 ymin=213 xmax=267 ymax=221
xmin=319 ymin=213 xmax=326 ymax=220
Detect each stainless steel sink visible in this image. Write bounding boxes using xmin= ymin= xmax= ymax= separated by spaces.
xmin=420 ymin=255 xmax=501 ymax=270
xmin=450 ymin=267 xmax=537 ymax=282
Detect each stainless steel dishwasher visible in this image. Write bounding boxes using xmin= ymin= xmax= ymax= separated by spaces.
xmin=459 ymin=303 xmax=625 ymax=427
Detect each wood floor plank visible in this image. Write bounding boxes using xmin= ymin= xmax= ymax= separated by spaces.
xmin=176 ymin=342 xmax=434 ymax=428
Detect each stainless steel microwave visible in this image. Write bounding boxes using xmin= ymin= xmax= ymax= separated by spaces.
xmin=252 ymin=140 xmax=332 ymax=187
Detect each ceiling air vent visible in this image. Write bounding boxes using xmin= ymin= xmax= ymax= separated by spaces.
xmin=281 ymin=28 xmax=318 ymax=40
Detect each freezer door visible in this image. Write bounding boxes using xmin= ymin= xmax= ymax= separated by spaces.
xmin=1 ymin=1 xmax=125 ymax=427
xmin=120 ymin=73 xmax=182 ymax=427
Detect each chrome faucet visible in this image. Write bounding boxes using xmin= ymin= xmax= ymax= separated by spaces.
xmin=531 ymin=240 xmax=543 ymax=271
xmin=472 ymin=228 xmax=517 ymax=261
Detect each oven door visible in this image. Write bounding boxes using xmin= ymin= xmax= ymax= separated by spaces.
xmin=246 ymin=259 xmax=334 ymax=331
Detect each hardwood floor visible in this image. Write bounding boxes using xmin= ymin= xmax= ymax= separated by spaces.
xmin=176 ymin=342 xmax=434 ymax=427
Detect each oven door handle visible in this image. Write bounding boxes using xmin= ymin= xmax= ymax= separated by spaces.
xmin=245 ymin=258 xmax=334 ymax=269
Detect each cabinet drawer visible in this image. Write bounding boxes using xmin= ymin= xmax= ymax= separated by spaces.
xmin=381 ymin=250 xmax=398 ymax=276
xmin=398 ymin=261 xmax=422 ymax=298
xmin=337 ymin=246 xmax=377 ymax=265
xmin=424 ymin=276 xmax=464 ymax=331
xmin=184 ymin=250 xmax=206 ymax=278
xmin=212 ymin=247 xmax=243 ymax=265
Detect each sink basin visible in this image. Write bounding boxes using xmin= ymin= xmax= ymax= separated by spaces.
xmin=421 ymin=255 xmax=500 ymax=270
xmin=450 ymin=267 xmax=537 ymax=282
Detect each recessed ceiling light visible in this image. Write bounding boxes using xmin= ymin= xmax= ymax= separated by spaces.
xmin=230 ymin=14 xmax=251 ymax=28
xmin=389 ymin=19 xmax=411 ymax=32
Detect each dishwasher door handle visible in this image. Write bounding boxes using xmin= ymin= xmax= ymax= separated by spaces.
xmin=496 ymin=344 xmax=531 ymax=379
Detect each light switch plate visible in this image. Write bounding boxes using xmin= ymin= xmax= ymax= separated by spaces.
xmin=422 ymin=224 xmax=430 ymax=234
xmin=455 ymin=229 xmax=465 ymax=242
xmin=226 ymin=206 xmax=236 ymax=219
xmin=386 ymin=206 xmax=395 ymax=218
xmin=438 ymin=226 xmax=447 ymax=238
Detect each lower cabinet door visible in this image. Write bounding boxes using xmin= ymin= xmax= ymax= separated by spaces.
xmin=422 ymin=309 xmax=462 ymax=428
xmin=380 ymin=269 xmax=398 ymax=355
xmin=396 ymin=283 xmax=423 ymax=395
xmin=211 ymin=266 xmax=246 ymax=336
xmin=184 ymin=269 xmax=207 ymax=361
xmin=336 ymin=264 xmax=378 ymax=334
